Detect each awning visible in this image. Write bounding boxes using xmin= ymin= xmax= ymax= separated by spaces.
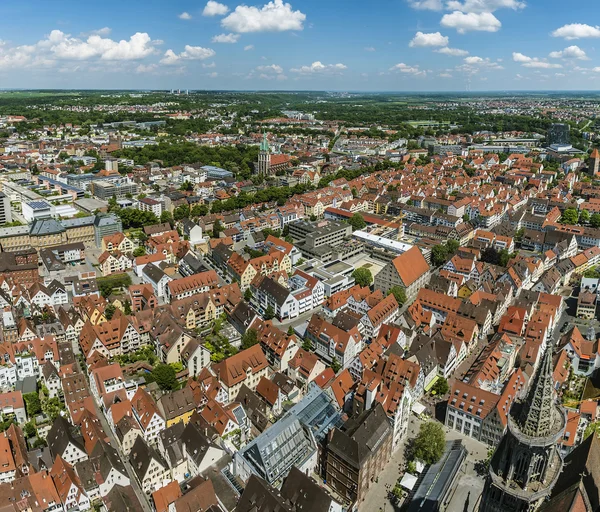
xmin=424 ymin=375 xmax=440 ymax=392
xmin=412 ymin=402 xmax=426 ymax=416
xmin=400 ymin=473 xmax=418 ymax=490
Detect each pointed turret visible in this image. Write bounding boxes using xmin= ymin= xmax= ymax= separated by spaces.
xmin=518 ymin=346 xmax=558 ymax=438
xmin=260 ymin=131 xmax=270 ymax=153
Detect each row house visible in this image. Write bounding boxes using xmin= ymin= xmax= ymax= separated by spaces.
xmin=227 ymin=250 xmax=292 ymax=291
xmin=79 ymin=312 xmax=140 ymax=358
xmin=445 ymin=369 xmax=527 ymax=446
xmin=250 ymin=318 xmax=299 ymax=372
xmin=360 ymin=294 xmax=400 ymax=340
xmin=166 ymin=270 xmax=219 ymax=302
xmin=97 ymin=251 xmax=132 ymax=277
xmin=211 ymin=345 xmax=270 ymax=403
xmin=306 ymin=314 xmax=363 ymax=370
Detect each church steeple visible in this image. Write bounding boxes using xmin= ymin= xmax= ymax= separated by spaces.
xmin=480 ymin=346 xmax=567 ymax=512
xmin=518 ymin=346 xmax=559 ymax=438
xmin=260 ymin=131 xmax=270 ymax=152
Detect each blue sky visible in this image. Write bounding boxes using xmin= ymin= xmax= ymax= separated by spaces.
xmin=1 ymin=0 xmax=600 ymax=91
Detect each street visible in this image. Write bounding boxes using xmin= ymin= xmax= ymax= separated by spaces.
xmin=362 ymin=415 xmax=489 ymax=512
xmin=75 ymin=358 xmax=153 ymax=512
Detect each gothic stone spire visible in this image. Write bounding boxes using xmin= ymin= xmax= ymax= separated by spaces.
xmin=518 ymin=345 xmax=557 ymax=438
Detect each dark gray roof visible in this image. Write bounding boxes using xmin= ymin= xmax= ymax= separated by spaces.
xmin=29 ymin=218 xmax=65 ymax=236
xmin=104 ymin=484 xmax=145 ymax=512
xmin=181 ymin=422 xmax=219 ymax=466
xmin=327 ymin=403 xmax=391 ymax=468
xmin=407 ymin=440 xmax=468 ymax=512
xmin=236 ymin=475 xmax=292 ymax=512
xmin=256 ymin=277 xmax=290 ymax=307
xmin=229 ymin=301 xmax=259 ymax=335
xmin=142 ymin=262 xmax=167 ymax=285
xmin=46 ymin=416 xmax=85 ymax=459
xmin=280 ymin=466 xmax=333 ymax=512
xmin=129 ymin=436 xmax=167 ymax=481
xmin=91 ymin=438 xmax=128 ymax=481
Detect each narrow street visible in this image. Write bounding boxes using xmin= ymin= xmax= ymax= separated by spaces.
xmin=74 ymin=359 xmax=153 ymax=512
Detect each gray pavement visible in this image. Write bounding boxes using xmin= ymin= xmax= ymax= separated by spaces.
xmin=362 ymin=416 xmax=489 ymax=512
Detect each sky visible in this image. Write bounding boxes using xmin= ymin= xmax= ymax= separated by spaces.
xmin=1 ymin=0 xmax=600 ymax=91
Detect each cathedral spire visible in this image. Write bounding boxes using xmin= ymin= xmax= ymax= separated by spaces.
xmin=518 ymin=345 xmax=557 ymax=438
xmin=260 ymin=131 xmax=270 ymax=152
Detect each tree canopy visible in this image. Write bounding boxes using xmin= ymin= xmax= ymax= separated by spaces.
xmin=352 ymin=267 xmax=373 ymax=287
xmin=348 ymin=213 xmax=367 ymax=231
xmin=388 ymin=286 xmax=407 ymax=307
xmin=412 ymin=421 xmax=446 ymax=464
xmin=151 ymin=364 xmax=178 ymax=391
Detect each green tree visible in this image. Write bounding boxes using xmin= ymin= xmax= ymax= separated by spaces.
xmin=104 ymin=304 xmax=116 ymax=320
xmin=561 ymin=208 xmax=579 ymax=225
xmin=160 ymin=211 xmax=174 ymax=224
xmin=432 ymin=377 xmax=449 ymax=396
xmin=388 ymin=286 xmax=407 ymax=307
xmin=287 ymin=326 xmax=294 ymax=336
xmin=580 ymin=209 xmax=591 ymax=224
xmin=431 ymin=244 xmax=449 ymax=266
xmin=446 ymin=239 xmax=459 ymax=255
xmin=213 ymin=219 xmax=223 ymax=238
xmin=302 ymin=339 xmax=313 ymax=351
xmin=123 ymin=300 xmax=132 ymax=316
xmin=151 ymin=364 xmax=178 ymax=391
xmin=24 ymin=393 xmax=41 ymax=417
xmin=264 ymin=305 xmax=275 ymax=321
xmin=244 ymin=288 xmax=253 ymax=302
xmin=591 ymin=213 xmax=600 ymax=228
xmin=133 ymin=247 xmax=146 ymax=257
xmin=348 ymin=213 xmax=367 ymax=231
xmin=330 ymin=357 xmax=342 ymax=373
xmin=173 ymin=204 xmax=191 ymax=221
xmin=352 ymin=267 xmax=373 ymax=287
xmin=412 ymin=421 xmax=446 ymax=464
xmin=241 ymin=329 xmax=259 ymax=350
xmin=23 ymin=421 xmax=37 ymax=438
xmin=180 ymin=181 xmax=193 ymax=191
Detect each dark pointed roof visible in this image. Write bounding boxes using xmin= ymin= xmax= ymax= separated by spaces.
xmin=517 ymin=346 xmax=561 ymax=438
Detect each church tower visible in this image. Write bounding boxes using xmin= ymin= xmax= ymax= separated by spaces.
xmin=589 ymin=148 xmax=600 ymax=177
xmin=480 ymin=347 xmax=566 ymax=512
xmin=257 ymin=131 xmax=271 ymax=175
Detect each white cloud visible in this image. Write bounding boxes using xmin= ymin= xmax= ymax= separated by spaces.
xmin=212 ymin=33 xmax=240 ymax=43
xmin=47 ymin=30 xmax=159 ymax=61
xmin=446 ymin=0 xmax=525 ymax=13
xmin=389 ymin=62 xmax=426 ymax=76
xmin=439 ymin=72 xmax=453 ymax=77
xmin=244 ymin=44 xmax=254 ymax=51
xmin=441 ymin=11 xmax=501 ymax=33
xmin=202 ymin=62 xmax=217 ymax=68
xmin=512 ymin=52 xmax=562 ymax=68
xmin=460 ymin=55 xmax=503 ymax=69
xmin=208 ymin=71 xmax=219 ymax=78
xmin=549 ymin=45 xmax=589 ymax=60
xmin=552 ymin=23 xmax=600 ymax=40
xmin=161 ymin=45 xmax=216 ymax=65
xmin=407 ymin=0 xmax=444 ymax=10
xmin=409 ymin=31 xmax=449 ymax=47
xmin=435 ymin=46 xmax=469 ymax=56
xmin=221 ymin=0 xmax=306 ymax=33
xmin=203 ymin=1 xmax=230 ymax=16
xmin=88 ymin=27 xmax=112 ymax=36
xmin=555 ymin=73 xmax=565 ymax=77
xmin=136 ymin=63 xmax=157 ymax=73
xmin=257 ymin=64 xmax=284 ymax=73
xmin=179 ymin=12 xmax=192 ymax=20
xmin=291 ymin=61 xmax=347 ymax=74
xmin=364 ymin=46 xmax=376 ymax=52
